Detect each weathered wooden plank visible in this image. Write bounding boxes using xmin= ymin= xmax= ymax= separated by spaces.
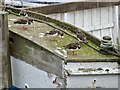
xmin=0 ymin=11 xmax=12 ymax=89
xmin=26 ymin=2 xmax=120 ymax=15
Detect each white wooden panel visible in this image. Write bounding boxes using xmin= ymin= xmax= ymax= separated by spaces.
xmin=109 ymin=28 xmax=113 ymax=37
xmin=65 ymin=11 xmax=75 ymax=25
xmin=49 ymin=13 xmax=65 ymax=21
xmin=48 ymin=6 xmax=118 ymax=44
xmin=49 ymin=14 xmax=56 ymax=19
xmin=64 ymin=13 xmax=67 ymax=22
xmin=91 ymin=8 xmax=101 ymax=26
xmin=64 ymin=11 xmax=75 ymax=25
xmin=74 ymin=10 xmax=84 ymax=28
xmin=55 ymin=13 xmax=61 ymax=20
xmin=101 ymin=7 xmax=109 ymax=25
xmin=60 ymin=13 xmax=65 ymax=21
xmin=108 ymin=6 xmax=113 ymax=24
xmin=83 ymin=9 xmax=92 ymax=31
xmin=92 ymin=30 xmax=101 ymax=39
xmin=89 ymin=23 xmax=114 ymax=31
xmin=101 ymin=29 xmax=110 ymax=38
xmin=109 ymin=28 xmax=114 ymax=41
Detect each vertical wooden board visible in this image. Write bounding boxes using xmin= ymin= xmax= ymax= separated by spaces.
xmin=88 ymin=31 xmax=93 ymax=35
xmin=48 ymin=14 xmax=56 ymax=19
xmin=91 ymin=8 xmax=101 ymax=27
xmin=55 ymin=13 xmax=61 ymax=20
xmin=83 ymin=9 xmax=92 ymax=31
xmin=48 ymin=14 xmax=52 ymax=18
xmin=64 ymin=13 xmax=67 ymax=22
xmin=92 ymin=30 xmax=101 ymax=39
xmin=74 ymin=10 xmax=84 ymax=28
xmin=109 ymin=28 xmax=113 ymax=39
xmin=100 ymin=7 xmax=109 ymax=25
xmin=111 ymin=6 xmax=119 ymax=44
xmin=60 ymin=13 xmax=65 ymax=22
xmin=101 ymin=29 xmax=110 ymax=38
xmin=65 ymin=11 xmax=75 ymax=25
xmin=108 ymin=6 xmax=113 ymax=24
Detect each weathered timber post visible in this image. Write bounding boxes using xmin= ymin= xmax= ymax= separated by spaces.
xmin=0 ymin=11 xmax=12 ymax=89
xmin=0 ymin=0 xmax=4 ymax=11
xmin=118 ymin=5 xmax=120 ymax=47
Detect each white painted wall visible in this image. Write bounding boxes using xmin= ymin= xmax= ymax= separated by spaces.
xmin=65 ymin=62 xmax=120 ymax=88
xmin=67 ymin=75 xmax=119 ymax=88
xmin=11 ymin=56 xmax=64 ymax=88
xmin=49 ymin=6 xmax=119 ymax=44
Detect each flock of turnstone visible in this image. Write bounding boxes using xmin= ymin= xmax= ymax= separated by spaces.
xmin=14 ymin=10 xmax=87 ymax=56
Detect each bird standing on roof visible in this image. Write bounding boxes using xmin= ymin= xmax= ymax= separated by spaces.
xmin=45 ymin=29 xmax=64 ymax=41
xmin=92 ymin=79 xmax=97 ymax=88
xmin=14 ymin=17 xmax=33 ymax=25
xmin=105 ymin=69 xmax=109 ymax=73
xmin=76 ymin=29 xmax=86 ymax=42
xmin=19 ymin=10 xmax=28 ymax=17
xmin=14 ymin=17 xmax=33 ymax=30
xmin=64 ymin=42 xmax=81 ymax=55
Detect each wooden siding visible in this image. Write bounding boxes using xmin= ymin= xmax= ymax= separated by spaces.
xmin=49 ymin=6 xmax=119 ymax=44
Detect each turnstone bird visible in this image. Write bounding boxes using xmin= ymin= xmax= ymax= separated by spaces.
xmin=14 ymin=17 xmax=33 ymax=25
xmin=105 ymin=69 xmax=109 ymax=73
xmin=76 ymin=30 xmax=86 ymax=42
xmin=64 ymin=42 xmax=81 ymax=55
xmin=45 ymin=29 xmax=64 ymax=41
xmin=92 ymin=79 xmax=97 ymax=88
xmin=14 ymin=17 xmax=33 ymax=30
xmin=19 ymin=10 xmax=28 ymax=17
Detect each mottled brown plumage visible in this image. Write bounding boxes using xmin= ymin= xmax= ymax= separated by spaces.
xmin=64 ymin=42 xmax=81 ymax=55
xmin=45 ymin=29 xmax=64 ymax=37
xmin=76 ymin=30 xmax=86 ymax=42
xmin=14 ymin=17 xmax=33 ymax=25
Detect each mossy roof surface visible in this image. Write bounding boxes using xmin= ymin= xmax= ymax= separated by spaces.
xmin=8 ymin=14 xmax=119 ymax=60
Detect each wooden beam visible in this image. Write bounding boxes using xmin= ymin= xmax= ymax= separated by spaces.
xmin=26 ymin=2 xmax=120 ymax=15
xmin=0 ymin=11 xmax=12 ymax=89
